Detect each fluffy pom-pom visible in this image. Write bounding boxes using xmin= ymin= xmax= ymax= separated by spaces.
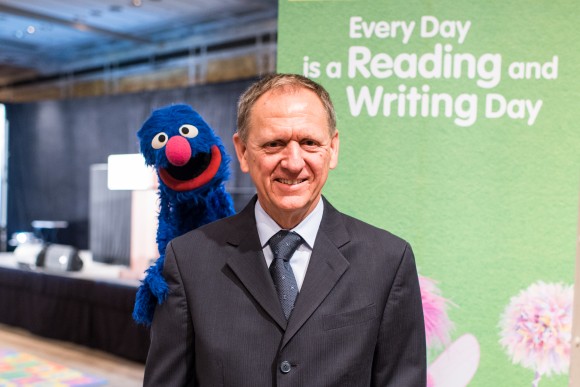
xmin=499 ymin=281 xmax=573 ymax=377
xmin=427 ymin=371 xmax=435 ymax=387
xmin=420 ymin=275 xmax=454 ymax=349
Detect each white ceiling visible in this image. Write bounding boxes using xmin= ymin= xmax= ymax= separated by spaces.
xmin=0 ymin=0 xmax=277 ymax=86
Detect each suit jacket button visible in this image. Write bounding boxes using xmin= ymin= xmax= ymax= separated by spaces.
xmin=280 ymin=360 xmax=292 ymax=373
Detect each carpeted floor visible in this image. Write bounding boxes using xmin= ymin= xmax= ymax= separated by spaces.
xmin=0 ymin=348 xmax=107 ymax=386
xmin=0 ymin=324 xmax=143 ymax=386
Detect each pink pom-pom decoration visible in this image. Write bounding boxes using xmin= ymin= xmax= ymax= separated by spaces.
xmin=420 ymin=275 xmax=454 ymax=349
xmin=499 ymin=281 xmax=573 ymax=377
xmin=427 ymin=371 xmax=435 ymax=387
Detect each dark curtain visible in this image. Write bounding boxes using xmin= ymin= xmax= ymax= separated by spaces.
xmin=6 ymin=78 xmax=256 ymax=250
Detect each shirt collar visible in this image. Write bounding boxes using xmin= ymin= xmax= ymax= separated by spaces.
xmin=255 ymin=198 xmax=324 ymax=249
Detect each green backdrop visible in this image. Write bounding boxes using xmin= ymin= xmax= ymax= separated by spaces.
xmin=278 ymin=0 xmax=579 ymax=385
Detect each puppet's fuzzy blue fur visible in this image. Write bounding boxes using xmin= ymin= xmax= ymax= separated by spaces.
xmin=133 ymin=104 xmax=235 ymax=325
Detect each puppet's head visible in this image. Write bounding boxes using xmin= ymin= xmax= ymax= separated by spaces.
xmin=137 ymin=104 xmax=230 ymax=199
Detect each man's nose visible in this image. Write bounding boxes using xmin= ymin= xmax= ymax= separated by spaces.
xmin=280 ymin=142 xmax=305 ymax=171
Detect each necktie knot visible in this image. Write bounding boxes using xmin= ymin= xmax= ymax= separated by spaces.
xmin=269 ymin=230 xmax=303 ymax=262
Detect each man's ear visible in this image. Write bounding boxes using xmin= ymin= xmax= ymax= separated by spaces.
xmin=232 ymin=133 xmax=249 ymax=173
xmin=329 ymin=130 xmax=340 ymax=170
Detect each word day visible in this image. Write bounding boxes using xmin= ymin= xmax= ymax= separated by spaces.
xmin=346 ymin=85 xmax=543 ymax=127
xmin=349 ymin=15 xmax=471 ymax=44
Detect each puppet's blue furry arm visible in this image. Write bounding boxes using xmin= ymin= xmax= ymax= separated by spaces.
xmin=132 ymin=254 xmax=168 ymax=325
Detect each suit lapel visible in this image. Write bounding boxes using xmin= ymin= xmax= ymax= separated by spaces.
xmin=281 ymin=199 xmax=350 ymax=348
xmin=225 ymin=197 xmax=287 ymax=330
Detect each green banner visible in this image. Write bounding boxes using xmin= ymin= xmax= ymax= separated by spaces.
xmin=278 ymin=0 xmax=579 ymax=385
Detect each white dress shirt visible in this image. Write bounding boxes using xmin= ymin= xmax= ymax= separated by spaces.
xmin=255 ymin=198 xmax=324 ymax=291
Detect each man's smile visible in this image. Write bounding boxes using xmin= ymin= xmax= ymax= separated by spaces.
xmin=275 ymin=178 xmax=307 ymax=185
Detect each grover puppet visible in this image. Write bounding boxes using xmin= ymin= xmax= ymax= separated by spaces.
xmin=133 ymin=104 xmax=235 ymax=325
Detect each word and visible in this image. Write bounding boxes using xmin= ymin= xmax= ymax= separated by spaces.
xmin=346 ymin=85 xmax=543 ymax=126
xmin=349 ymin=16 xmax=471 ymax=44
xmin=508 ymin=56 xmax=558 ymax=80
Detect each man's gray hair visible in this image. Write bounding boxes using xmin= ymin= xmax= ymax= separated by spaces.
xmin=236 ymin=73 xmax=337 ymax=143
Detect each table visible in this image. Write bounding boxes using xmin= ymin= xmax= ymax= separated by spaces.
xmin=0 ymin=253 xmax=150 ymax=363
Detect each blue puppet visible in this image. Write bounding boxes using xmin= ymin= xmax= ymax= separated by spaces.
xmin=133 ymin=104 xmax=235 ymax=325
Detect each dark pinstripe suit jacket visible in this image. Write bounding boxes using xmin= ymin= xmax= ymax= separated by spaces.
xmin=144 ymin=196 xmax=426 ymax=386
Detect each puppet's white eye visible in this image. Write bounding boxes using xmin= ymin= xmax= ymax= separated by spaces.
xmin=152 ymin=132 xmax=168 ymax=149
xmin=179 ymin=124 xmax=198 ymax=138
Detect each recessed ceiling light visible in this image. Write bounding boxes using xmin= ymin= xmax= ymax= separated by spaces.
xmin=131 ymin=0 xmax=143 ymax=6
xmin=27 ymin=26 xmax=36 ymax=34
xmin=14 ymin=30 xmax=24 ymax=39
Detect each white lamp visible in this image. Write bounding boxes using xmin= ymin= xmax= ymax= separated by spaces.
xmin=107 ymin=154 xmax=156 ymax=190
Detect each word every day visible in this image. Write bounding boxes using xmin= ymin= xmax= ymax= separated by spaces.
xmin=349 ymin=16 xmax=471 ymax=44
xmin=346 ymin=85 xmax=543 ymax=127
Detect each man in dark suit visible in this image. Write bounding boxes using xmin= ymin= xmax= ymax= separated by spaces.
xmin=144 ymin=74 xmax=426 ymax=386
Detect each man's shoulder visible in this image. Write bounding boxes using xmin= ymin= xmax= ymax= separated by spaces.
xmin=328 ymin=211 xmax=414 ymax=268
xmin=325 ymin=201 xmax=410 ymax=253
xmin=342 ymin=212 xmax=407 ymax=244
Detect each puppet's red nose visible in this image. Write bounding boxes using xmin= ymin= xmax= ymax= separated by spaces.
xmin=165 ymin=136 xmax=191 ymax=166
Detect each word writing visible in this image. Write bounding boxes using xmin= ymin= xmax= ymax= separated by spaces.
xmin=346 ymin=85 xmax=542 ymax=126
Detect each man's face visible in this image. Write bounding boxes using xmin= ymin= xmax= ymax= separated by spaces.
xmin=233 ymin=87 xmax=339 ymax=228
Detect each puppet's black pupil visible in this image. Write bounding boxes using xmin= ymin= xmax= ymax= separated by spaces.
xmin=159 ymin=134 xmax=166 ymax=142
xmin=182 ymin=127 xmax=189 ymax=135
